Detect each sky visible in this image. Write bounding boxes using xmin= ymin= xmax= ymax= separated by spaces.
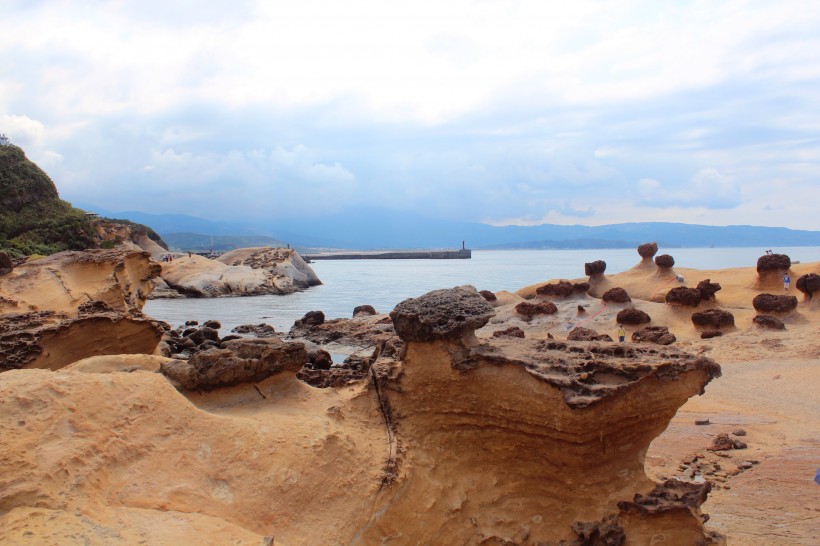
xmin=1 ymin=0 xmax=819 ymax=230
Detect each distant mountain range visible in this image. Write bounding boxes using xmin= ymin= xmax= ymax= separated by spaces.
xmin=77 ymin=204 xmax=820 ymax=252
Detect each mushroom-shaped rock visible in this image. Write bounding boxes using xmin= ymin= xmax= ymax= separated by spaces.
xmin=573 ymin=282 xmax=591 ymax=294
xmin=0 ymin=251 xmax=13 ymax=276
xmin=492 ymin=326 xmax=525 ymax=339
xmin=584 ymin=260 xmax=607 ymax=276
xmin=696 ymin=279 xmax=722 ymax=301
xmin=655 ymin=254 xmax=675 ymax=268
xmin=632 ymin=326 xmax=676 ymax=345
xmin=479 ymin=289 xmax=497 ymax=302
xmin=637 ymin=242 xmax=658 ymax=258
xmin=752 ymin=294 xmax=798 ymax=313
xmin=616 ymin=307 xmax=651 ymax=325
xmin=536 ymin=280 xmax=574 ymax=298
xmin=756 ymin=253 xmax=791 ymax=273
xmin=796 ymin=273 xmax=820 ymax=300
xmin=752 ymin=315 xmax=786 ymax=330
xmin=665 ymin=287 xmax=702 ymax=307
xmin=297 ymin=310 xmax=325 ymax=326
xmin=602 ymin=287 xmax=631 ymax=304
xmin=390 ymin=286 xmax=495 ymax=342
xmin=515 ymin=301 xmax=559 ymax=321
xmin=567 ymin=327 xmax=613 ymax=342
xmin=691 ymin=309 xmax=735 ymax=329
xmin=353 ymin=304 xmax=377 ymax=317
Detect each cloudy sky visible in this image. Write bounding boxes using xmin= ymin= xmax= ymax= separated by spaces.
xmin=1 ymin=0 xmax=819 ymax=229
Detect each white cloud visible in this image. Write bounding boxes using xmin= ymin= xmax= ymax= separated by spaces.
xmin=638 ymin=168 xmax=741 ymax=209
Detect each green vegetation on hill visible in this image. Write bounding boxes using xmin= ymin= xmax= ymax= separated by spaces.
xmin=0 ymin=144 xmax=166 ymax=258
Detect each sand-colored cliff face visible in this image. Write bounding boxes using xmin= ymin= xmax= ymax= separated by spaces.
xmin=0 ymin=249 xmax=162 ymax=371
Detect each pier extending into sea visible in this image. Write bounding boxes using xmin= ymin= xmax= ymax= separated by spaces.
xmin=303 ymin=248 xmax=471 ymax=261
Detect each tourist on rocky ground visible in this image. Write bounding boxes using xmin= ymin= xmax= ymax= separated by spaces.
xmin=784 ymin=273 xmax=790 ymax=291
xmin=617 ymin=324 xmax=626 ymax=342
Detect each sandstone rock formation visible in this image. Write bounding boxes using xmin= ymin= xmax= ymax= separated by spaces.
xmin=616 ymin=307 xmax=651 ymax=325
xmin=697 ymin=279 xmax=722 ymax=301
xmin=353 ymin=304 xmax=377 ymax=317
xmin=585 ymin=260 xmax=607 ymax=276
xmin=602 ymin=287 xmax=631 ymax=303
xmin=218 ymin=247 xmax=320 ymax=288
xmin=567 ymin=326 xmax=613 ymax=341
xmin=638 ymin=242 xmax=658 ymax=258
xmin=756 ymin=253 xmax=791 ymax=273
xmin=536 ymin=280 xmax=590 ymax=298
xmin=796 ymin=273 xmax=820 ymax=300
xmin=296 ymin=310 xmax=325 ymax=326
xmin=655 ymin=254 xmax=675 ymax=268
xmin=492 ymin=326 xmax=525 ymax=338
xmin=752 ymin=293 xmax=798 ymax=313
xmin=0 ymin=251 xmax=12 ymax=276
xmin=479 ymin=289 xmax=497 ymax=302
xmin=632 ymin=326 xmax=677 ymax=345
xmin=691 ymin=309 xmax=735 ymax=329
xmin=391 ymin=286 xmax=494 ymax=342
xmin=515 ymin=300 xmax=559 ymax=320
xmin=666 ymin=287 xmax=702 ymax=307
xmin=752 ymin=315 xmax=786 ymax=330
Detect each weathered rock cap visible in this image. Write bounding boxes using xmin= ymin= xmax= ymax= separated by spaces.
xmin=752 ymin=293 xmax=798 ymax=313
xmin=353 ymin=304 xmax=377 ymax=317
xmin=655 ymin=254 xmax=675 ymax=268
xmin=390 ymin=285 xmax=495 ymax=342
xmin=756 ymin=253 xmax=791 ymax=273
xmin=796 ymin=273 xmax=819 ymax=300
xmin=637 ymin=242 xmax=658 ymax=258
xmin=584 ymin=260 xmax=606 ymax=276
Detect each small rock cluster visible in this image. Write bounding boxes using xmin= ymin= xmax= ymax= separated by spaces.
xmin=536 ymin=280 xmax=589 ymax=298
xmin=632 ymin=326 xmax=676 ymax=345
xmin=515 ymin=301 xmax=558 ymax=321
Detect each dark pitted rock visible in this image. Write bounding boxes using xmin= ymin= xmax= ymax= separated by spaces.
xmin=479 ymin=290 xmax=497 ymax=302
xmin=390 ymin=286 xmax=495 ymax=342
xmin=569 ymin=515 xmax=624 ymax=545
xmin=77 ymin=300 xmax=113 ymax=315
xmin=514 ymin=301 xmax=558 ymax=321
xmin=567 ymin=327 xmax=613 ymax=342
xmin=185 ymin=320 xmax=199 ymax=326
xmin=577 ymin=305 xmax=586 ymax=314
xmin=602 ymin=287 xmax=631 ymax=304
xmin=0 ymin=251 xmax=13 ymax=276
xmin=492 ymin=326 xmax=525 ymax=339
xmin=185 ymin=326 xmax=220 ymax=346
xmin=752 ymin=315 xmax=786 ymax=330
xmin=160 ymin=337 xmax=308 ymax=390
xmin=655 ymin=254 xmax=675 ymax=268
xmin=297 ymin=354 xmax=372 ymax=389
xmin=231 ymin=323 xmax=276 ymax=337
xmin=297 ymin=310 xmax=325 ymax=326
xmin=756 ymin=253 xmax=791 ymax=273
xmin=752 ymin=293 xmax=798 ymax=313
xmin=536 ymin=280 xmax=574 ymax=298
xmin=632 ymin=326 xmax=676 ymax=345
xmin=203 ymin=319 xmax=221 ymax=330
xmin=310 ymin=349 xmax=333 ymax=370
xmin=696 ymin=279 xmax=722 ymax=301
xmin=637 ymin=242 xmax=658 ymax=258
xmin=701 ymin=330 xmax=723 ymax=339
xmin=691 ymin=308 xmax=735 ymax=329
xmin=584 ymin=260 xmax=606 ymax=276
xmin=665 ymin=287 xmax=702 ymax=307
xmin=573 ymin=282 xmax=590 ymax=293
xmin=796 ymin=273 xmax=820 ymax=300
xmin=616 ymin=307 xmax=651 ymax=325
xmin=353 ymin=304 xmax=377 ymax=317
xmin=709 ymin=433 xmax=747 ymax=451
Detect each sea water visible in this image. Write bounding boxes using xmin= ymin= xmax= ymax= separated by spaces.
xmin=144 ymin=247 xmax=818 ymax=333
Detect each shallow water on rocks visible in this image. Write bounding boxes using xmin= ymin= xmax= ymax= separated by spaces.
xmin=144 ymin=247 xmax=818 ymax=334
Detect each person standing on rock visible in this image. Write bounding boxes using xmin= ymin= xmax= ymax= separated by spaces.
xmin=617 ymin=324 xmax=626 ymax=342
xmin=784 ymin=273 xmax=790 ymax=292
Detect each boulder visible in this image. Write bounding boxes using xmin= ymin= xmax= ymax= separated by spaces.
xmin=0 ymin=251 xmax=13 ymax=276
xmin=602 ymin=287 xmax=631 ymax=304
xmin=752 ymin=315 xmax=786 ymax=330
xmin=390 ymin=286 xmax=495 ymax=342
xmin=492 ymin=326 xmax=525 ymax=339
xmin=709 ymin=433 xmax=747 ymax=451
xmin=632 ymin=326 xmax=676 ymax=345
xmin=584 ymin=260 xmax=606 ymax=276
xmin=309 ymin=349 xmax=333 ymax=370
xmin=567 ymin=327 xmax=613 ymax=342
xmin=756 ymin=253 xmax=791 ymax=273
xmin=203 ymin=319 xmax=221 ymax=330
xmin=231 ymin=323 xmax=276 ymax=337
xmin=696 ymin=279 xmax=722 ymax=301
xmin=297 ymin=310 xmax=326 ymax=326
xmin=479 ymin=290 xmax=497 ymax=302
xmin=616 ymin=308 xmax=651 ymax=325
xmin=515 ymin=301 xmax=559 ymax=321
xmin=637 ymin=242 xmax=658 ymax=258
xmin=665 ymin=287 xmax=702 ymax=307
xmin=796 ymin=273 xmax=820 ymax=300
xmin=691 ymin=309 xmax=735 ymax=329
xmin=752 ymin=294 xmax=798 ymax=313
xmin=353 ymin=305 xmax=377 ymax=317
xmin=536 ymin=280 xmax=574 ymax=298
xmin=655 ymin=254 xmax=675 ymax=268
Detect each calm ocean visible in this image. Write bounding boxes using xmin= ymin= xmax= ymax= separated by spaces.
xmin=144 ymin=247 xmax=818 ymax=333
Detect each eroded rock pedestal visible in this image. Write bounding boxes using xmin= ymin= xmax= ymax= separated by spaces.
xmin=362 ymin=286 xmax=724 ymax=545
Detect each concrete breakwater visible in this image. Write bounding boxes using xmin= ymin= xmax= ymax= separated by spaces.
xmin=304 ymin=249 xmax=471 ymax=261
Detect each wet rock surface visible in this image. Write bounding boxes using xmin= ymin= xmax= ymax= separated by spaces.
xmin=632 ymin=326 xmax=676 ymax=345
xmin=584 ymin=260 xmax=607 ymax=276
xmin=666 ymin=287 xmax=702 ymax=307
xmin=752 ymin=293 xmax=798 ymax=313
xmin=752 ymin=315 xmax=786 ymax=330
xmin=390 ymin=286 xmax=495 ymax=342
xmin=691 ymin=309 xmax=735 ymax=329
xmin=616 ymin=307 xmax=651 ymax=325
xmin=515 ymin=300 xmax=559 ymax=320
xmin=602 ymin=287 xmax=631 ymax=303
xmin=655 ymin=254 xmax=675 ymax=268
xmin=756 ymin=253 xmax=791 ymax=272
xmin=638 ymin=242 xmax=658 ymax=258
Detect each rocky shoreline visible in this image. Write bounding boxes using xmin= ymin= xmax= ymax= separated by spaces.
xmin=1 ymin=243 xmax=818 ymax=544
